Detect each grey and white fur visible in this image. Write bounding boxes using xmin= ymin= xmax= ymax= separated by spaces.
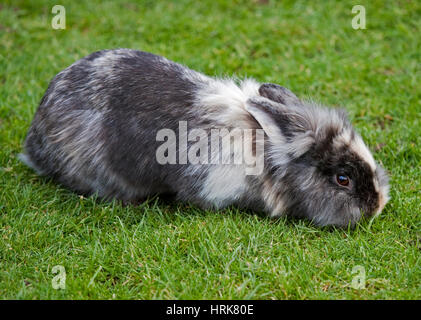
xmin=21 ymin=49 xmax=390 ymax=227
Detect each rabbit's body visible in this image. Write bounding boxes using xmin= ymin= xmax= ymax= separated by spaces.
xmin=22 ymin=49 xmax=389 ymax=227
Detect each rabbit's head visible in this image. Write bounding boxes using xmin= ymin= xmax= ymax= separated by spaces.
xmin=246 ymin=84 xmax=389 ymax=227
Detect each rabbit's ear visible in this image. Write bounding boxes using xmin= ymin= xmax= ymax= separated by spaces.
xmin=246 ymin=96 xmax=316 ymax=159
xmin=259 ymin=83 xmax=302 ymax=106
xmin=245 ymin=97 xmax=285 ymax=142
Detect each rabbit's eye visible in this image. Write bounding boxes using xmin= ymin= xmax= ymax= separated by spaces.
xmin=336 ymin=174 xmax=350 ymax=187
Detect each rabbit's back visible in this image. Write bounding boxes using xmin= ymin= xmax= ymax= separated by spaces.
xmin=23 ymin=49 xmax=210 ymax=201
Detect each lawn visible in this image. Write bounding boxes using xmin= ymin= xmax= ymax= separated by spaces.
xmin=0 ymin=0 xmax=420 ymax=299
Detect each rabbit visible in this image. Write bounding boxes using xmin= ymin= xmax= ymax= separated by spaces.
xmin=20 ymin=49 xmax=390 ymax=227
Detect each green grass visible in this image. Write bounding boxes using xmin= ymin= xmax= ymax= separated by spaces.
xmin=0 ymin=0 xmax=420 ymax=299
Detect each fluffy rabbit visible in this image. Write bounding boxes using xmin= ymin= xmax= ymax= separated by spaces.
xmin=21 ymin=49 xmax=389 ymax=227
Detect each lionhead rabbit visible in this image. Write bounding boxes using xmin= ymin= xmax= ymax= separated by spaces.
xmin=21 ymin=49 xmax=389 ymax=227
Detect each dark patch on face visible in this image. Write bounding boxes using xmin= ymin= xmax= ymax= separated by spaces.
xmin=313 ymin=126 xmax=340 ymax=156
xmin=303 ymin=135 xmax=379 ymax=216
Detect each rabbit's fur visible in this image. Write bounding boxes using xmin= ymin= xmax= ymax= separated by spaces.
xmin=21 ymin=49 xmax=389 ymax=227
